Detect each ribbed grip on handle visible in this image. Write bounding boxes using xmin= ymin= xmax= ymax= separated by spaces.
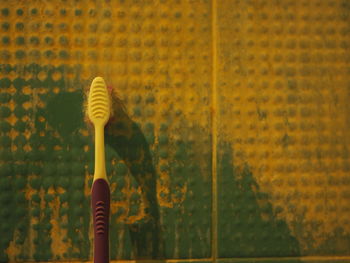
xmin=92 ymin=178 xmax=110 ymax=263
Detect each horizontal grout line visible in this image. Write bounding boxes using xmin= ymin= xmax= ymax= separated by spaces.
xmin=218 ymin=256 xmax=350 ymax=262
xmin=12 ymin=259 xmax=213 ymax=263
xmin=13 ymin=256 xmax=350 ymax=263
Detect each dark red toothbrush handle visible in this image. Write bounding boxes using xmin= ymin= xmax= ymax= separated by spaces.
xmin=92 ymin=178 xmax=110 ymax=263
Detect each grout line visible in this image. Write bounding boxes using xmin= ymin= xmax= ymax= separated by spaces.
xmin=211 ymin=0 xmax=218 ymax=262
xmin=217 ymin=256 xmax=350 ymax=262
xmin=15 ymin=255 xmax=350 ymax=263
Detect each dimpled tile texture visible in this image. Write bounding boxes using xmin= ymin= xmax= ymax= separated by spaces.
xmin=0 ymin=0 xmax=211 ymax=261
xmin=217 ymin=0 xmax=350 ymax=259
xmin=1 ymin=0 xmax=350 ymax=263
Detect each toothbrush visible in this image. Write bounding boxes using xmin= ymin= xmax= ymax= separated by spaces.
xmin=88 ymin=77 xmax=111 ymax=263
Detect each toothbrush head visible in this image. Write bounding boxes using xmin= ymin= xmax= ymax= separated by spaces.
xmin=88 ymin=77 xmax=111 ymax=127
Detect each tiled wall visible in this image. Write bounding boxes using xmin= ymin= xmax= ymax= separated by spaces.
xmin=0 ymin=0 xmax=349 ymax=262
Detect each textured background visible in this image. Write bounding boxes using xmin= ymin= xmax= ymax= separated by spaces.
xmin=0 ymin=0 xmax=350 ymax=262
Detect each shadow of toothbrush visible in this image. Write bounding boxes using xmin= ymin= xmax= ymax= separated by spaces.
xmin=105 ymin=94 xmax=164 ymax=259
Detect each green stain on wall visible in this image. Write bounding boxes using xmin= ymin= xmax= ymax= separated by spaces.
xmin=161 ymin=138 xmax=211 ymax=258
xmin=318 ymin=227 xmax=350 ymax=255
xmin=218 ymin=143 xmax=300 ymax=257
xmin=0 ymin=64 xmax=90 ymax=261
xmin=0 ymin=72 xmax=32 ymax=262
xmin=33 ymin=193 xmax=53 ymax=261
xmin=0 ymin=164 xmax=17 ymax=262
xmin=45 ymin=92 xmax=84 ymax=138
xmin=42 ymin=91 xmax=90 ymax=259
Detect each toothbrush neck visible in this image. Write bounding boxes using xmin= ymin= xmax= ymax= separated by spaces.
xmin=94 ymin=125 xmax=108 ymax=182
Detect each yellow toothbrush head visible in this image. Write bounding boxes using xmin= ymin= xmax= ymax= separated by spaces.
xmin=88 ymin=77 xmax=111 ymax=126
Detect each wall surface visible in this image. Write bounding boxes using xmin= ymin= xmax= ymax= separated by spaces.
xmin=0 ymin=0 xmax=350 ymax=262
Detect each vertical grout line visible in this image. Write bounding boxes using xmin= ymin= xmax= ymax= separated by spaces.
xmin=211 ymin=0 xmax=218 ymax=263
